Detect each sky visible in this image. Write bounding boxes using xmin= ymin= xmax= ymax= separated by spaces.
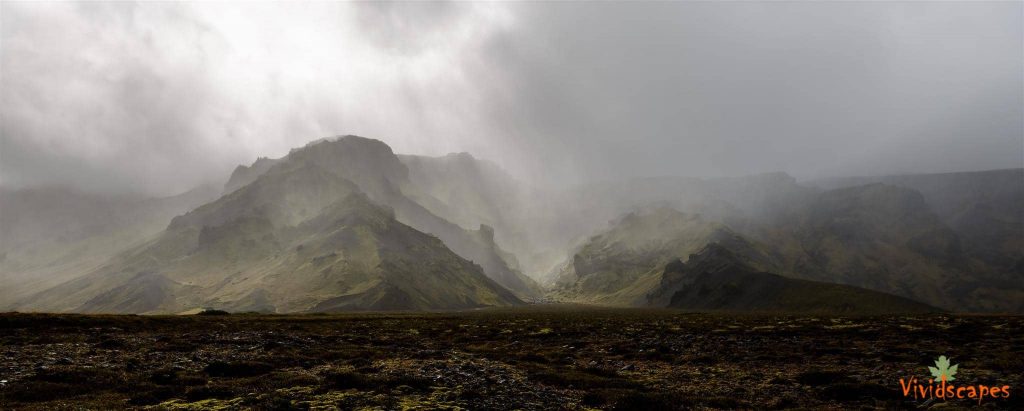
xmin=2 ymin=1 xmax=1021 ymax=196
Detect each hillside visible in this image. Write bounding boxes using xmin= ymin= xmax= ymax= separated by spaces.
xmin=651 ymin=244 xmax=938 ymax=314
xmin=0 ymin=185 xmax=219 ymax=307
xmin=548 ymin=208 xmax=781 ymax=306
xmin=5 ymin=139 xmax=1020 ymax=314
xmin=550 ymin=183 xmax=1023 ymax=312
xmin=516 ymin=173 xmax=814 ymax=284
xmin=209 ymin=137 xmax=540 ymax=298
xmin=11 ymin=145 xmax=522 ymax=313
xmin=811 ymin=169 xmax=1023 ymax=279
xmin=757 ymin=183 xmax=1022 ymax=312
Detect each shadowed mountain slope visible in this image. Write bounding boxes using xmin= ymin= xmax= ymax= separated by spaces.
xmin=811 ymin=169 xmax=1023 ymax=280
xmin=652 ymin=244 xmax=938 ymax=314
xmin=548 ymin=208 xmax=781 ymax=306
xmin=755 ymin=183 xmax=1022 ymax=312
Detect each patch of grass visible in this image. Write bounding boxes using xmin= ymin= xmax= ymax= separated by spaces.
xmin=184 ymin=385 xmax=238 ymax=402
xmin=528 ymin=366 xmax=639 ymax=389
xmin=150 ymin=367 xmax=207 ymax=386
xmin=610 ymin=391 xmax=683 ymax=411
xmin=795 ymin=370 xmax=849 ymax=386
xmin=204 ymin=361 xmax=275 ymax=378
xmin=5 ymin=381 xmax=91 ymax=402
xmin=819 ymin=382 xmax=895 ymax=401
xmin=197 ymin=309 xmax=231 ymax=316
xmin=321 ymin=369 xmax=432 ymax=392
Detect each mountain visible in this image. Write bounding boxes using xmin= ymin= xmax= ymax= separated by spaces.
xmin=550 ymin=183 xmax=1023 ymax=312
xmin=811 ymin=169 xmax=1023 ymax=277
xmin=384 ymin=157 xmax=820 ymax=290
xmin=517 ymin=172 xmax=814 ymax=285
xmin=548 ymin=208 xmax=781 ymax=306
xmin=758 ymin=183 xmax=1022 ymax=312
xmin=398 ymin=153 xmax=542 ymax=297
xmin=223 ymin=156 xmax=281 ymax=194
xmin=549 ymin=206 xmax=937 ymax=314
xmin=208 ymin=138 xmax=540 ymax=299
xmin=5 ymin=136 xmax=1019 ymax=314
xmin=12 ymin=147 xmax=522 ymax=313
xmin=811 ymin=169 xmax=1023 ymax=221
xmin=650 ymin=244 xmax=938 ymax=314
xmin=0 ymin=184 xmax=219 ymax=307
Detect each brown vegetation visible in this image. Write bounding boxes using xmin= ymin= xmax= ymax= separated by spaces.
xmin=1 ymin=308 xmax=1021 ymax=410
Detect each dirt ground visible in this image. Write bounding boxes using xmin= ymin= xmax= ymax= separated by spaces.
xmin=1 ymin=307 xmax=1021 ymax=410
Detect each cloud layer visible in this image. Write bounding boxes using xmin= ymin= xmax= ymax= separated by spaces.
xmin=2 ymin=1 xmax=1021 ymax=195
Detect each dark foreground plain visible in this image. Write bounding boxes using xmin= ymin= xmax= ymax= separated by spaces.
xmin=0 ymin=307 xmax=1021 ymax=410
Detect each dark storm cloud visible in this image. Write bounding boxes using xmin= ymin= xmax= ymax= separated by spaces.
xmin=1 ymin=1 xmax=1020 ymax=195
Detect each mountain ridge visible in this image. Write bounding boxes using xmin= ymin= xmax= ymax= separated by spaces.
xmin=9 ymin=140 xmax=525 ymax=313
xmin=4 ymin=136 xmax=1020 ymax=313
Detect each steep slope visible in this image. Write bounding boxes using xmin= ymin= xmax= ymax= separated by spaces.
xmin=0 ymin=185 xmax=219 ymax=308
xmin=223 ymin=156 xmax=282 ymax=194
xmin=215 ymin=137 xmax=539 ymax=298
xmin=549 ymin=208 xmax=781 ymax=306
xmin=399 ymin=152 xmax=522 ymax=235
xmin=399 ymin=152 xmax=542 ymax=296
xmin=15 ymin=159 xmax=521 ymax=313
xmin=651 ymin=244 xmax=938 ymax=314
xmin=381 ymin=189 xmax=542 ymax=299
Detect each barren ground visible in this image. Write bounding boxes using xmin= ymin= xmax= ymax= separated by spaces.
xmin=1 ymin=307 xmax=1021 ymax=410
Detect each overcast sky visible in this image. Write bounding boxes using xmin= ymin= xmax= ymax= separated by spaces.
xmin=2 ymin=1 xmax=1021 ymax=195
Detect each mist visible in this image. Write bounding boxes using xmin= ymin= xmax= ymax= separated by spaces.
xmin=2 ymin=1 xmax=1021 ymax=196
xmin=3 ymin=4 xmax=1024 ymax=405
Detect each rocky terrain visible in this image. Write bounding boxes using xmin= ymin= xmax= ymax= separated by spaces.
xmin=1 ymin=309 xmax=1021 ymax=410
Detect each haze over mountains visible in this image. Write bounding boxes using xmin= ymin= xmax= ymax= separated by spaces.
xmin=1 ymin=136 xmax=1021 ymax=314
xmin=0 ymin=184 xmax=220 ymax=305
xmin=2 ymin=2 xmax=1020 ymax=315
xmin=3 ymin=137 xmax=527 ymax=313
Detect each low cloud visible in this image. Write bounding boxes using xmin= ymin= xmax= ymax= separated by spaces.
xmin=1 ymin=1 xmax=1020 ymax=195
